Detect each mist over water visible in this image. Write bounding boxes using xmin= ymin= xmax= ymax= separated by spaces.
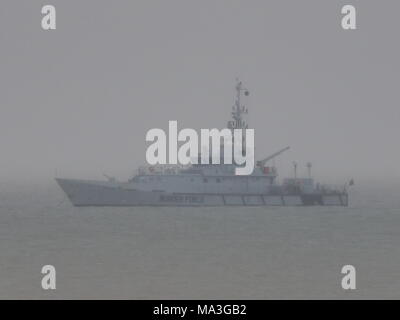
xmin=0 ymin=180 xmax=399 ymax=299
xmin=1 ymin=0 xmax=400 ymax=299
xmin=1 ymin=0 xmax=400 ymax=183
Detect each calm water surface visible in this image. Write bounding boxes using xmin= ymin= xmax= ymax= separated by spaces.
xmin=0 ymin=181 xmax=399 ymax=299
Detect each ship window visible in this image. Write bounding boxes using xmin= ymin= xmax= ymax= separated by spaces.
xmin=203 ymin=178 xmax=208 ymax=183
xmin=216 ymin=178 xmax=221 ymax=183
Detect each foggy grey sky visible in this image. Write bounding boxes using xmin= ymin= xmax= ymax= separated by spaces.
xmin=0 ymin=0 xmax=399 ymax=184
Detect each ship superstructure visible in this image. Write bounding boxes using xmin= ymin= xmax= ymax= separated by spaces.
xmin=56 ymin=80 xmax=348 ymax=207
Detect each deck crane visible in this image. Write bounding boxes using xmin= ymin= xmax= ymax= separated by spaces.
xmin=256 ymin=146 xmax=290 ymax=168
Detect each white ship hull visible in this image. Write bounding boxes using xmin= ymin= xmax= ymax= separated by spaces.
xmin=55 ymin=81 xmax=350 ymax=208
xmin=56 ymin=178 xmax=348 ymax=207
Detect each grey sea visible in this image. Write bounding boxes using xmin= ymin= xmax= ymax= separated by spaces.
xmin=0 ymin=180 xmax=400 ymax=299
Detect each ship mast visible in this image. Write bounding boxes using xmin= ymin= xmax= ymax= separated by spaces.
xmin=228 ymin=79 xmax=249 ymax=130
xmin=226 ymin=79 xmax=250 ymax=158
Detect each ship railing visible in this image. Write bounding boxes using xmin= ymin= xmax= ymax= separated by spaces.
xmin=137 ymin=164 xmax=189 ymax=175
xmin=315 ymin=183 xmax=347 ymax=194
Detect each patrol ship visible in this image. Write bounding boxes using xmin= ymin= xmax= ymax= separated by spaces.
xmin=56 ymin=81 xmax=349 ymax=207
